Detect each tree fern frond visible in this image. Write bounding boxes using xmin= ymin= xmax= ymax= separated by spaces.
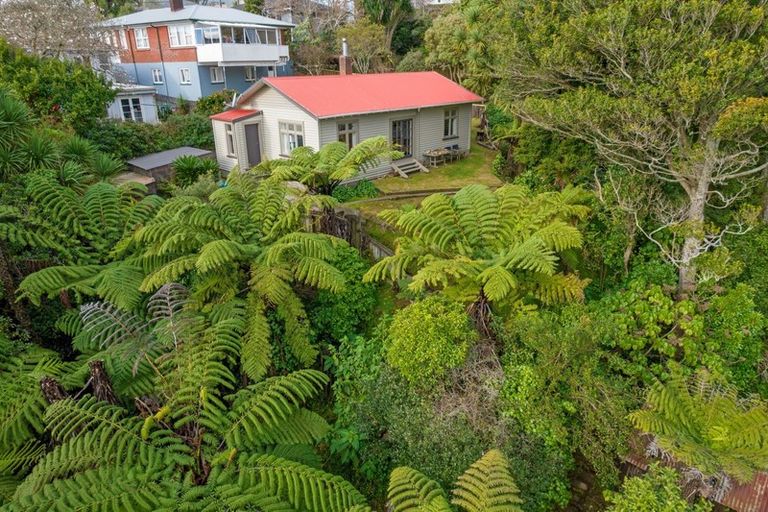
xmin=237 ymin=454 xmax=369 ymax=512
xmin=223 ymin=371 xmax=328 ymax=448
xmin=451 ymin=449 xmax=523 ymax=512
xmin=387 ymin=466 xmax=452 ymax=512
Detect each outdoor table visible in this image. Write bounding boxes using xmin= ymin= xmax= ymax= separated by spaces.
xmin=424 ymin=148 xmax=451 ymax=167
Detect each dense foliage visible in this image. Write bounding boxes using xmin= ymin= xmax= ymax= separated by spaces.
xmin=3 ymin=3 xmax=768 ymax=511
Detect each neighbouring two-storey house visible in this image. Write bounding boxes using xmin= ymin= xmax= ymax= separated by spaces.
xmin=105 ymin=0 xmax=293 ymax=103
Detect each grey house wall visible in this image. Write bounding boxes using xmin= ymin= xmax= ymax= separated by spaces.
xmin=317 ymin=103 xmax=473 ymax=180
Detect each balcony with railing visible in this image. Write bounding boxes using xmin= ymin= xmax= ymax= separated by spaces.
xmin=194 ymin=25 xmax=290 ymax=65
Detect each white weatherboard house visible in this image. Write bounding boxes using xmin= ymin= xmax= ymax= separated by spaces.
xmin=210 ymin=68 xmax=483 ymax=180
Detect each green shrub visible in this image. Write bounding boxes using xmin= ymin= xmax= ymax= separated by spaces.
xmin=83 ymin=114 xmax=214 ymax=161
xmin=386 ymin=296 xmax=477 ymax=386
xmin=171 ymin=155 xmax=219 ymax=187
xmin=195 ymin=89 xmax=237 ymax=117
xmin=308 ymin=246 xmax=378 ymax=343
xmin=331 ymin=180 xmax=380 ymax=203
xmin=604 ymin=464 xmax=712 ymax=512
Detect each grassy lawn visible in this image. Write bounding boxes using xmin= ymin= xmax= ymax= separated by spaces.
xmin=374 ymin=131 xmax=501 ymax=194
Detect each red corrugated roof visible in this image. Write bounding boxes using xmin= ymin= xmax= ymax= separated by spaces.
xmin=210 ymin=109 xmax=261 ymax=122
xmin=242 ymin=72 xmax=483 ymax=119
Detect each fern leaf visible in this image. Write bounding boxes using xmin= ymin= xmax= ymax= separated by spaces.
xmin=451 ymin=449 xmax=523 ymax=512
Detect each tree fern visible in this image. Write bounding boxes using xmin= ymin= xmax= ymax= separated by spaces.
xmin=630 ymin=371 xmax=768 ymax=483
xmin=387 ymin=449 xmax=523 ymax=512
xmin=258 ymin=136 xmax=401 ymax=195
xmin=129 ymin=173 xmax=348 ymax=371
xmin=365 ymin=184 xmax=589 ymax=325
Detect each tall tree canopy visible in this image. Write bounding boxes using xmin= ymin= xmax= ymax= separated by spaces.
xmin=488 ymin=0 xmax=768 ymax=292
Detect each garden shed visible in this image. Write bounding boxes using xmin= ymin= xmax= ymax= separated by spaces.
xmin=126 ymin=146 xmax=213 ymax=182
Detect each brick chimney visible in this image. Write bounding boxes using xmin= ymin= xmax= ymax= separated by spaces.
xmin=339 ymin=38 xmax=352 ymax=76
xmin=170 ymin=0 xmax=184 ymax=12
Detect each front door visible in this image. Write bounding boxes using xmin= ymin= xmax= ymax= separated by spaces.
xmin=391 ymin=118 xmax=413 ymax=157
xmin=244 ymin=123 xmax=261 ymax=167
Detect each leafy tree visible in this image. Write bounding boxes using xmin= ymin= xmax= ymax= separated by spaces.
xmin=604 ymin=464 xmax=712 ymax=512
xmin=243 ymin=0 xmax=264 ymax=15
xmin=3 ymin=286 xmax=371 ymax=511
xmin=194 ymin=89 xmax=237 ymax=118
xmin=500 ymin=306 xmax=637 ymax=489
xmin=630 ymin=370 xmax=768 ymax=485
xmin=386 ymin=296 xmax=477 ymax=387
xmin=337 ymin=19 xmax=393 ymax=73
xmin=358 ymin=0 xmax=413 ymax=50
xmin=593 ymin=280 xmax=766 ymax=391
xmin=492 ymin=0 xmax=768 ymax=292
xmin=260 ymin=136 xmax=401 ymax=195
xmin=364 ymin=184 xmax=590 ymax=331
xmin=423 ymin=10 xmax=469 ymax=83
xmin=0 ymin=0 xmax=111 ymax=59
xmin=388 ymin=449 xmax=524 ymax=512
xmin=0 ymin=39 xmax=114 ymax=134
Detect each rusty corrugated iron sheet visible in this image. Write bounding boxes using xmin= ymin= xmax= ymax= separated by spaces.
xmin=720 ymin=472 xmax=768 ymax=512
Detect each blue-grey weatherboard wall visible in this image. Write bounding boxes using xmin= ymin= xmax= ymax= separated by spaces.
xmin=119 ymin=63 xmax=292 ymax=101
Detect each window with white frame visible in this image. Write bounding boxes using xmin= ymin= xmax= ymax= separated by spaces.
xmin=179 ymin=68 xmax=191 ymax=85
xmin=443 ymin=108 xmax=458 ymax=138
xmin=279 ymin=121 xmax=304 ymax=155
xmin=225 ymin=123 xmax=235 ymax=157
xmin=210 ymin=67 xmax=225 ymax=84
xmin=119 ymin=30 xmax=128 ymax=49
xmin=255 ymin=29 xmax=278 ymax=44
xmin=168 ymin=24 xmax=194 ymax=47
xmin=134 ymin=28 xmax=149 ymax=49
xmin=152 ymin=69 xmax=163 ymax=84
xmin=337 ymin=122 xmax=358 ymax=149
xmin=120 ymin=98 xmax=143 ymax=122
xmin=244 ymin=66 xmax=258 ymax=82
xmin=197 ymin=26 xmax=220 ymax=44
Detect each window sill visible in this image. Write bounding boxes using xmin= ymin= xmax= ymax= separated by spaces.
xmin=442 ymin=136 xmax=459 ymax=141
xmin=211 ymin=82 xmax=224 ymax=84
xmin=180 ymin=83 xmax=192 ymax=86
xmin=152 ymin=82 xmax=164 ymax=85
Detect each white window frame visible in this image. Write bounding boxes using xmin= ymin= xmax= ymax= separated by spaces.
xmin=168 ymin=24 xmax=195 ymax=47
xmin=151 ymin=68 xmax=163 ymax=84
xmin=337 ymin=121 xmax=358 ymax=149
xmin=210 ymin=66 xmax=225 ymax=84
xmin=244 ymin=66 xmax=258 ymax=82
xmin=443 ymin=108 xmax=458 ymax=139
xmin=134 ymin=27 xmax=149 ymax=49
xmin=120 ymin=97 xmax=143 ymax=122
xmin=279 ymin=121 xmax=304 ymax=156
xmin=179 ymin=68 xmax=191 ymax=85
xmin=225 ymin=123 xmax=235 ymax=157
xmin=118 ymin=29 xmax=128 ymax=49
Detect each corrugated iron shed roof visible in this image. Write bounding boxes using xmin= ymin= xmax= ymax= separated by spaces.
xmin=127 ymin=147 xmax=211 ymax=171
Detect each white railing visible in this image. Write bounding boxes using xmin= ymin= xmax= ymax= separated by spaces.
xmin=196 ymin=43 xmax=290 ymax=64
